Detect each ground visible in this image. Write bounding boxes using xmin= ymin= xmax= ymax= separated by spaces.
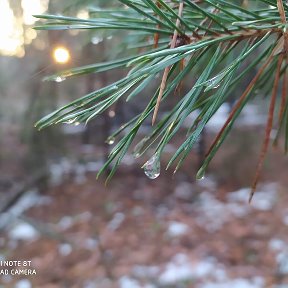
xmin=1 ymin=106 xmax=288 ymax=288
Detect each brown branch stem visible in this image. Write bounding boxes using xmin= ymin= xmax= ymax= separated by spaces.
xmin=249 ymin=53 xmax=284 ymax=203
xmin=152 ymin=1 xmax=184 ymax=125
xmin=277 ymin=0 xmax=288 ymax=54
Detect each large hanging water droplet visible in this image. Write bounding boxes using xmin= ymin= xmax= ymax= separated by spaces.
xmin=133 ymin=137 xmax=149 ymax=159
xmin=54 ymin=76 xmax=66 ymax=83
xmin=106 ymin=136 xmax=115 ymax=145
xmin=143 ymin=154 xmax=160 ymax=179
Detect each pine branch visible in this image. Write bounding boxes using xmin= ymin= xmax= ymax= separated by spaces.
xmin=34 ymin=0 xmax=288 ymax=200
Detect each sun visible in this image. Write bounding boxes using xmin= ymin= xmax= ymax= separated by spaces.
xmin=53 ymin=46 xmax=70 ymax=64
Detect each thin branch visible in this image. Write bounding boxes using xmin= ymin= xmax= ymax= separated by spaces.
xmin=279 ymin=66 xmax=287 ymax=122
xmin=249 ymin=53 xmax=284 ymax=203
xmin=152 ymin=1 xmax=184 ymax=125
xmin=153 ymin=0 xmax=161 ymax=48
xmin=277 ymin=0 xmax=288 ymax=54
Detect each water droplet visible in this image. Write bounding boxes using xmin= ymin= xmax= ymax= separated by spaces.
xmin=91 ymin=36 xmax=103 ymax=45
xmin=106 ymin=136 xmax=115 ymax=145
xmin=108 ymin=110 xmax=115 ymax=118
xmin=133 ymin=137 xmax=149 ymax=159
xmin=54 ymin=76 xmax=66 ymax=83
xmin=134 ymin=152 xmax=141 ymax=158
xmin=63 ymin=118 xmax=77 ymax=124
xmin=74 ymin=122 xmax=80 ymax=126
xmin=210 ymin=82 xmax=220 ymax=89
xmin=143 ymin=154 xmax=160 ymax=179
xmin=205 ymin=79 xmax=221 ymax=91
xmin=196 ymin=167 xmax=205 ymax=180
xmin=204 ymin=73 xmax=225 ymax=91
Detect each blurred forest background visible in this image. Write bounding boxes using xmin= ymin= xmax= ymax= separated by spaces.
xmin=1 ymin=0 xmax=288 ymax=287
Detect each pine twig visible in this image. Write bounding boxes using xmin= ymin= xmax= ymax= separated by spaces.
xmin=277 ymin=0 xmax=288 ymax=54
xmin=153 ymin=0 xmax=161 ymax=48
xmin=152 ymin=1 xmax=184 ymax=125
xmin=249 ymin=53 xmax=284 ymax=203
xmin=279 ymin=67 xmax=287 ymax=122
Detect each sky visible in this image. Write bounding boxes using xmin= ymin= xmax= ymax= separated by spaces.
xmin=0 ymin=0 xmax=48 ymax=57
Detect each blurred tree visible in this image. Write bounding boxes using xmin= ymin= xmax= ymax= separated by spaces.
xmin=34 ymin=0 xmax=288 ymax=201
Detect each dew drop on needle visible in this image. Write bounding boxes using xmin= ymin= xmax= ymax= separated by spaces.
xmin=54 ymin=76 xmax=66 ymax=83
xmin=143 ymin=154 xmax=160 ymax=179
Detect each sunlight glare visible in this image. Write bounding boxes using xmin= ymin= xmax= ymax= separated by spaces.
xmin=21 ymin=0 xmax=48 ymax=25
xmin=53 ymin=47 xmax=71 ymax=64
xmin=0 ymin=0 xmax=48 ymax=57
xmin=0 ymin=0 xmax=24 ymax=56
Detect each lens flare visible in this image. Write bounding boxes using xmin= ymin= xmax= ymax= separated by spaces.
xmin=53 ymin=46 xmax=70 ymax=64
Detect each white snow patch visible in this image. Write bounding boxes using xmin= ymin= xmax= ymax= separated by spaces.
xmin=77 ymin=211 xmax=92 ymax=221
xmin=159 ymin=254 xmax=194 ymax=285
xmin=74 ymin=164 xmax=87 ymax=184
xmin=0 ymin=190 xmax=51 ymax=229
xmin=8 ymin=222 xmax=39 ymax=241
xmin=84 ymin=238 xmax=98 ymax=250
xmin=86 ymin=161 xmax=103 ymax=172
xmin=200 ymin=278 xmax=264 ymax=288
xmin=58 ymin=243 xmax=72 ymax=256
xmin=183 ymin=103 xmax=266 ymax=133
xmin=49 ymin=163 xmax=66 ymax=186
xmin=166 ymin=221 xmax=189 ymax=237
xmin=119 ymin=276 xmax=141 ymax=288
xmin=174 ymin=182 xmax=193 ymax=200
xmin=197 ymin=176 xmax=217 ymax=190
xmin=132 ymin=265 xmax=160 ymax=279
xmin=227 ymin=188 xmax=250 ymax=203
xmin=14 ymin=279 xmax=32 ymax=288
xmin=107 ymin=212 xmax=125 ymax=231
xmin=206 ymin=104 xmax=230 ymax=130
xmin=49 ymin=158 xmax=73 ymax=186
xmin=282 ymin=213 xmax=288 ymax=226
xmin=159 ymin=254 xmax=226 ymax=285
xmin=194 ymin=192 xmax=229 ymax=232
xmin=226 ymin=202 xmax=249 ymax=218
xmin=227 ymin=183 xmax=278 ymax=211
xmin=237 ymin=104 xmax=266 ymax=126
xmin=58 ymin=216 xmax=73 ymax=230
xmin=269 ymin=239 xmax=286 ymax=251
xmin=276 ymin=251 xmax=288 ymax=274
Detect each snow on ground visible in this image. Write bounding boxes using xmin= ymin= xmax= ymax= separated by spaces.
xmin=166 ymin=221 xmax=189 ymax=237
xmin=183 ymin=103 xmax=266 ymax=132
xmin=0 ymin=190 xmax=51 ymax=230
xmin=1 ymin=159 xmax=283 ymax=288
xmin=193 ymin=183 xmax=278 ymax=232
xmin=199 ymin=277 xmax=265 ymax=288
xmin=14 ymin=279 xmax=32 ymax=288
xmin=159 ymin=253 xmax=228 ymax=285
xmin=227 ymin=183 xmax=278 ymax=211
